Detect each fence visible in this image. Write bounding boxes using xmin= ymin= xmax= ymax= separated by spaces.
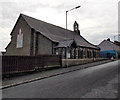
xmin=2 ymin=55 xmax=62 ymax=76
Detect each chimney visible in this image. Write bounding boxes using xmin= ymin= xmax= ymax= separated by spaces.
xmin=107 ymin=38 xmax=110 ymax=41
xmin=73 ymin=21 xmax=80 ymax=35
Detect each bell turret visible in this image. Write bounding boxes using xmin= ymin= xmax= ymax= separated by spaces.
xmin=73 ymin=21 xmax=80 ymax=35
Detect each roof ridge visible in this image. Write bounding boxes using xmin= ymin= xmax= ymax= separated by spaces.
xmin=20 ymin=13 xmax=75 ymax=33
xmin=108 ymin=40 xmax=120 ymax=47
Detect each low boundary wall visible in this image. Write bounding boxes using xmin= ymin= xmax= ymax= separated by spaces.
xmin=62 ymin=58 xmax=109 ymax=67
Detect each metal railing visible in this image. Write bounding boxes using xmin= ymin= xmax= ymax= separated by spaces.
xmin=2 ymin=55 xmax=62 ymax=76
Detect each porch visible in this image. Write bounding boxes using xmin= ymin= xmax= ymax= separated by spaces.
xmin=54 ymin=39 xmax=99 ymax=59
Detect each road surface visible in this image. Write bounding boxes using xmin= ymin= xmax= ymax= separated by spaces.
xmin=2 ymin=60 xmax=119 ymax=98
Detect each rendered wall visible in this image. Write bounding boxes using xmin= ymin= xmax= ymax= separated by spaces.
xmin=37 ymin=33 xmax=53 ymax=55
xmin=5 ymin=16 xmax=31 ymax=56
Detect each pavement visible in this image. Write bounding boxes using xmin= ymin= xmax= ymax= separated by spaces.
xmin=1 ymin=59 xmax=112 ymax=89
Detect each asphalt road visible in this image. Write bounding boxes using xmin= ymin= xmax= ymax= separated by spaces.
xmin=2 ymin=60 xmax=119 ymax=98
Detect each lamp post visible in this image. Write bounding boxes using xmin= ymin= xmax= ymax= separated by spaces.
xmin=66 ymin=5 xmax=80 ymax=29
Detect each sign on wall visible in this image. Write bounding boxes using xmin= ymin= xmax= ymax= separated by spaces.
xmin=16 ymin=28 xmax=23 ymax=48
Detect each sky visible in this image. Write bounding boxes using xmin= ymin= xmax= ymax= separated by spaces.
xmin=0 ymin=0 xmax=119 ymax=51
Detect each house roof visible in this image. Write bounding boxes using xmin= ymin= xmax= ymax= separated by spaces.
xmin=98 ymin=39 xmax=120 ymax=51
xmin=114 ymin=41 xmax=120 ymax=46
xmin=20 ymin=14 xmax=99 ymax=50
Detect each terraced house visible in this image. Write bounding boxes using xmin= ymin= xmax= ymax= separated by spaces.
xmin=5 ymin=14 xmax=100 ymax=59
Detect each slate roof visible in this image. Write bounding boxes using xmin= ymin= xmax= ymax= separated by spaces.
xmin=98 ymin=39 xmax=120 ymax=51
xmin=20 ymin=14 xmax=99 ymax=49
xmin=114 ymin=41 xmax=120 ymax=46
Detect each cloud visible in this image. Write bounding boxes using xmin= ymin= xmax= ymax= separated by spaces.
xmin=0 ymin=0 xmax=119 ymax=51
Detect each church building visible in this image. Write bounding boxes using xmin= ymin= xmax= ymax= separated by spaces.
xmin=5 ymin=14 xmax=100 ymax=59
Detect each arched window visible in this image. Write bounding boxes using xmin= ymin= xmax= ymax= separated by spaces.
xmin=16 ymin=28 xmax=23 ymax=48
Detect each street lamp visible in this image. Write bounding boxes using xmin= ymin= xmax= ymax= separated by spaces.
xmin=66 ymin=5 xmax=81 ymax=29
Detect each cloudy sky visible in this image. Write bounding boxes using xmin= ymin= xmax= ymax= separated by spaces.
xmin=0 ymin=0 xmax=119 ymax=51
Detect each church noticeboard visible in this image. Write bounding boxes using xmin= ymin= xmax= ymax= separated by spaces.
xmin=16 ymin=28 xmax=23 ymax=48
